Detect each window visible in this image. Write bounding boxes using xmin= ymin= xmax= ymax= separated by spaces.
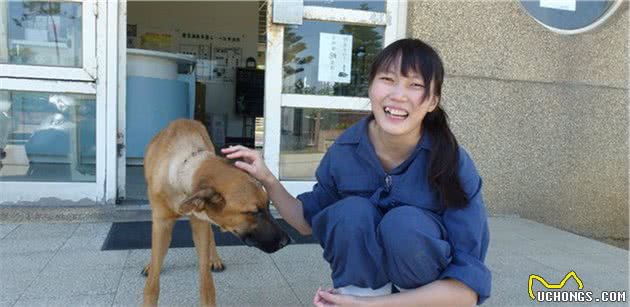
xmin=282 ymin=21 xmax=384 ymax=97
xmin=280 ymin=107 xmax=369 ymax=180
xmin=0 ymin=0 xmax=107 ymax=203
xmin=0 ymin=0 xmax=97 ymax=80
xmin=4 ymin=1 xmax=83 ymax=67
xmin=0 ymin=90 xmax=96 ymax=182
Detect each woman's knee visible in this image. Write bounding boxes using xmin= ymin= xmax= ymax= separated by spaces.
xmin=311 ymin=197 xmax=387 ymax=282
xmin=312 ymin=196 xmax=381 ymax=240
xmin=379 ymin=206 xmax=446 ymax=239
xmin=378 ymin=206 xmax=445 ymax=244
xmin=377 ymin=206 xmax=451 ymax=287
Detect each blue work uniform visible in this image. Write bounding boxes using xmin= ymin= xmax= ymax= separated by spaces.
xmin=297 ymin=115 xmax=492 ymax=304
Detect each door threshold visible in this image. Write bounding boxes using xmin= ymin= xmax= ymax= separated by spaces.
xmin=117 ymin=199 xmax=150 ymax=209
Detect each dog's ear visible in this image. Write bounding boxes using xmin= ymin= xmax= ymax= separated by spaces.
xmin=179 ymin=187 xmax=225 ymax=214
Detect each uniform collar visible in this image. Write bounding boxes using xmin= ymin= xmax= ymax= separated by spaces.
xmin=336 ymin=114 xmax=433 ymax=152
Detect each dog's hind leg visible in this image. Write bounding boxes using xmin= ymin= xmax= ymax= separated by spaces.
xmin=208 ymin=225 xmax=225 ymax=272
xmin=190 ymin=216 xmax=217 ymax=307
xmin=143 ymin=215 xmax=175 ymax=307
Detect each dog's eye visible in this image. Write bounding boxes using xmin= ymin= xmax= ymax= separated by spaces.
xmin=245 ymin=210 xmax=260 ymax=216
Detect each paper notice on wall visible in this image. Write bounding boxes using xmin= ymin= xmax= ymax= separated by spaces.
xmin=141 ymin=32 xmax=173 ymax=51
xmin=318 ymin=33 xmax=352 ymax=84
xmin=539 ymin=0 xmax=576 ymax=11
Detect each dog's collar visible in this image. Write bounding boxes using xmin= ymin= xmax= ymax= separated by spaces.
xmin=183 ymin=148 xmax=208 ymax=165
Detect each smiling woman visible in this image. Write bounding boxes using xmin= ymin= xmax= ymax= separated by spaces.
xmin=225 ymin=38 xmax=491 ymax=306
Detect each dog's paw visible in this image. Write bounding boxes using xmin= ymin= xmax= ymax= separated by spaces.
xmin=210 ymin=259 xmax=225 ymax=272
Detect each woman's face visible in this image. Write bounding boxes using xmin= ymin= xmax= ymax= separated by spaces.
xmin=368 ymin=60 xmax=438 ymax=138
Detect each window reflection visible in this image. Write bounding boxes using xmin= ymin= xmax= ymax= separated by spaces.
xmin=280 ymin=107 xmax=369 ymax=180
xmin=283 ymin=20 xmax=384 ymax=97
xmin=0 ymin=91 xmax=96 ymax=182
xmin=2 ymin=1 xmax=83 ymax=67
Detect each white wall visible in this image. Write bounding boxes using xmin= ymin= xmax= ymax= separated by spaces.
xmin=127 ymin=1 xmax=258 ymax=60
xmin=127 ymin=1 xmax=260 ymax=138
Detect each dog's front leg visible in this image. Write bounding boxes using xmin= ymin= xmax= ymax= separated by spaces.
xmin=143 ymin=216 xmax=176 ymax=307
xmin=190 ymin=216 xmax=217 ymax=307
xmin=208 ymin=225 xmax=225 ymax=272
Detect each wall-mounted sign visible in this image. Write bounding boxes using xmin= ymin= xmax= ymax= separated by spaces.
xmin=519 ymin=0 xmax=624 ymax=34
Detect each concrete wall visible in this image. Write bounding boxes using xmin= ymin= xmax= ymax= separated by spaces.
xmin=407 ymin=1 xmax=628 ymax=248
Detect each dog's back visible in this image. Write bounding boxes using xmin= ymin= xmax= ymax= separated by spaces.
xmin=144 ymin=119 xmax=216 ymax=212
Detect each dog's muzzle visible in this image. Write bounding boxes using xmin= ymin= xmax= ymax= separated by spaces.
xmin=240 ymin=230 xmax=290 ymax=253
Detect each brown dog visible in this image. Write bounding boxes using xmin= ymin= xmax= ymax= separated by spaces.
xmin=142 ymin=119 xmax=290 ymax=307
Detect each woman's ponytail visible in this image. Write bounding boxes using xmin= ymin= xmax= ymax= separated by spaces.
xmin=424 ymin=106 xmax=468 ymax=209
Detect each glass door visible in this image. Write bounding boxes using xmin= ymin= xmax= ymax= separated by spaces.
xmin=264 ymin=0 xmax=407 ymax=196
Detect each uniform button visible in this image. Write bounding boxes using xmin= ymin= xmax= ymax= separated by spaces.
xmin=384 ymin=175 xmax=392 ymax=191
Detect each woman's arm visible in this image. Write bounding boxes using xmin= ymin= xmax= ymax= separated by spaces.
xmin=259 ymin=173 xmax=312 ymax=235
xmin=221 ymin=145 xmax=312 ymax=235
xmin=315 ymin=279 xmax=477 ymax=307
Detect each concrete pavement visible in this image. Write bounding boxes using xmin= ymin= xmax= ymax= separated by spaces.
xmin=0 ymin=216 xmax=628 ymax=306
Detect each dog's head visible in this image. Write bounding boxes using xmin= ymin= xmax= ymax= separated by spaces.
xmin=179 ymin=159 xmax=290 ymax=253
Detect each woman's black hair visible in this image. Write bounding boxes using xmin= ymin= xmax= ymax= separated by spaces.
xmin=368 ymin=38 xmax=468 ymax=209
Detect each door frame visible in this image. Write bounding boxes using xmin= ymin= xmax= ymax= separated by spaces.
xmin=114 ymin=0 xmax=127 ymax=203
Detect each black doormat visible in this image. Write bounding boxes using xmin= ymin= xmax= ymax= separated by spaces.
xmin=101 ymin=219 xmax=317 ymax=251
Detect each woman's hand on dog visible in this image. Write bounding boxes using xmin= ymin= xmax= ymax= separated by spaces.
xmin=222 ymin=145 xmax=275 ymax=185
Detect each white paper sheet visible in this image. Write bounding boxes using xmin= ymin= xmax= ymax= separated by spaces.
xmin=318 ymin=33 xmax=353 ymax=84
xmin=540 ymin=0 xmax=576 ymax=12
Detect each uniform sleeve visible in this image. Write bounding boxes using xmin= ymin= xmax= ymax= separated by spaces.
xmin=297 ymin=150 xmax=341 ymax=226
xmin=438 ymin=147 xmax=492 ymax=305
